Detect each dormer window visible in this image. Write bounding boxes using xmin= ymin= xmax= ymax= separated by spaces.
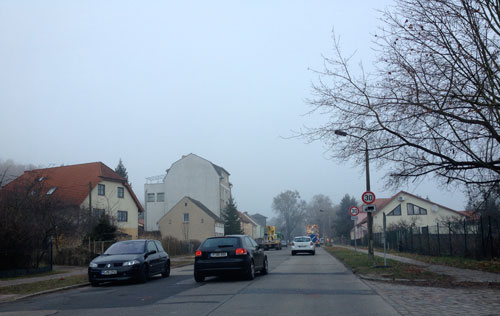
xmin=38 ymin=177 xmax=45 ymax=182
xmin=46 ymin=187 xmax=57 ymax=195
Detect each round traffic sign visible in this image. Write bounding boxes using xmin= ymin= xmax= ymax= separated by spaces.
xmin=361 ymin=191 xmax=376 ymax=204
xmin=349 ymin=206 xmax=360 ymax=216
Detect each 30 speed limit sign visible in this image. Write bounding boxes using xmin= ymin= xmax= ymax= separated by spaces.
xmin=349 ymin=206 xmax=360 ymax=217
xmin=361 ymin=191 xmax=376 ymax=204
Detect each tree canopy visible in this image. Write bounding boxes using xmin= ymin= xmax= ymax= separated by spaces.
xmin=115 ymin=158 xmax=129 ymax=182
xmin=272 ymin=190 xmax=306 ymax=241
xmin=305 ymin=0 xmax=500 ymax=199
xmin=222 ymin=198 xmax=243 ymax=235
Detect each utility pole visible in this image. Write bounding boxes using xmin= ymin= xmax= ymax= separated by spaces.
xmin=88 ymin=182 xmax=92 ymax=232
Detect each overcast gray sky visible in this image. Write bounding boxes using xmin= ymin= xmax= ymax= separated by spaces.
xmin=0 ymin=1 xmax=468 ymax=218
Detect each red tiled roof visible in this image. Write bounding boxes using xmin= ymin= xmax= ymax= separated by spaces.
xmin=3 ymin=162 xmax=144 ymax=212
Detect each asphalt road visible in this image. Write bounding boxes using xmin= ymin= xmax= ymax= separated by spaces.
xmin=0 ymin=247 xmax=399 ymax=316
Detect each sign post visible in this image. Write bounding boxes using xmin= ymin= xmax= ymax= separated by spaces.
xmin=349 ymin=206 xmax=360 ymax=252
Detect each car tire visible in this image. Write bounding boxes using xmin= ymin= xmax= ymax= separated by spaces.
xmin=261 ymin=256 xmax=268 ymax=275
xmin=194 ymin=272 xmax=205 ymax=283
xmin=291 ymin=251 xmax=296 ymax=256
xmin=161 ymin=261 xmax=170 ymax=278
xmin=138 ymin=264 xmax=149 ymax=283
xmin=245 ymin=261 xmax=255 ymax=280
xmin=90 ymin=280 xmax=99 ymax=287
xmin=312 ymin=251 xmax=315 ymax=255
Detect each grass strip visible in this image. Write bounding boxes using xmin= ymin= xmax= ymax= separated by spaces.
xmin=325 ymin=246 xmax=452 ymax=282
xmin=373 ymin=248 xmax=500 ymax=274
xmin=0 ymin=274 xmax=88 ymax=296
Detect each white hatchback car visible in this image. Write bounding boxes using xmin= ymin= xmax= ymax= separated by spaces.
xmin=291 ymin=236 xmax=315 ymax=255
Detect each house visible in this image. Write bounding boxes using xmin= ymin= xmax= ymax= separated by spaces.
xmin=351 ymin=191 xmax=465 ymax=239
xmin=157 ymin=196 xmax=224 ymax=242
xmin=144 ymin=154 xmax=231 ymax=231
xmin=249 ymin=213 xmax=267 ymax=239
xmin=3 ymin=162 xmax=143 ymax=239
xmin=239 ymin=211 xmax=259 ymax=238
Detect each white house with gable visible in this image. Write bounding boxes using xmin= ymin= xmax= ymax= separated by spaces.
xmin=144 ymin=154 xmax=231 ymax=231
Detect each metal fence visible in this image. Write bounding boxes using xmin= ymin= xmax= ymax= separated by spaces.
xmin=0 ymin=239 xmax=53 ymax=278
xmin=352 ymin=216 xmax=500 ymax=260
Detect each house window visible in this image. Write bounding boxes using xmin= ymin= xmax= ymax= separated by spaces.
xmin=117 ymin=187 xmax=124 ymax=198
xmin=387 ymin=205 xmax=401 ymax=216
xmin=117 ymin=210 xmax=128 ymax=222
xmin=201 ymin=218 xmax=204 ymax=224
xmin=168 ymin=219 xmax=172 ymax=224
xmin=407 ymin=203 xmax=428 ymax=215
xmin=157 ymin=193 xmax=165 ymax=202
xmin=93 ymin=208 xmax=105 ymax=218
xmin=98 ymin=184 xmax=105 ymax=196
xmin=147 ymin=193 xmax=155 ymax=202
xmin=183 ymin=213 xmax=189 ymax=223
xmin=46 ymin=187 xmax=57 ymax=195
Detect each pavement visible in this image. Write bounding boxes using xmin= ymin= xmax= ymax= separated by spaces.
xmin=0 ymin=255 xmax=194 ymax=304
xmin=334 ymin=244 xmax=500 ymax=283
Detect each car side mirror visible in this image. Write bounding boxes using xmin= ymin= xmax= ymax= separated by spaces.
xmin=145 ymin=250 xmax=157 ymax=257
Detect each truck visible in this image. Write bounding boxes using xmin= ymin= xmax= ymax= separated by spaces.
xmin=306 ymin=224 xmax=320 ymax=247
xmin=263 ymin=225 xmax=282 ymax=250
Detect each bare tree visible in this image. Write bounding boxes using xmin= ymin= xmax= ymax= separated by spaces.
xmin=304 ymin=0 xmax=500 ymax=195
xmin=272 ymin=190 xmax=306 ymax=241
xmin=305 ymin=194 xmax=335 ymax=238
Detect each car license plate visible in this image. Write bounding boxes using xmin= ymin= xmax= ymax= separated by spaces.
xmin=210 ymin=252 xmax=227 ymax=257
xmin=101 ymin=270 xmax=117 ymax=275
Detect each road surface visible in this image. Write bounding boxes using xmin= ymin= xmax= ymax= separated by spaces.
xmin=0 ymin=247 xmax=399 ymax=316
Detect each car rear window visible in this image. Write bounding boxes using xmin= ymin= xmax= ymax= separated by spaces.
xmin=294 ymin=237 xmax=311 ymax=242
xmin=202 ymin=237 xmax=239 ymax=248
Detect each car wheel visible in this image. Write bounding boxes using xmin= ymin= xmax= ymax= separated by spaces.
xmin=161 ymin=261 xmax=170 ymax=278
xmin=261 ymin=256 xmax=268 ymax=275
xmin=138 ymin=264 xmax=149 ymax=283
xmin=90 ymin=280 xmax=99 ymax=287
xmin=291 ymin=251 xmax=296 ymax=256
xmin=245 ymin=261 xmax=255 ymax=280
xmin=194 ymin=272 xmax=205 ymax=283
xmin=312 ymin=251 xmax=316 ymax=255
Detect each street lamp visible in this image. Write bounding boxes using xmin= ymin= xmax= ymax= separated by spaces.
xmin=334 ymin=129 xmax=374 ymax=262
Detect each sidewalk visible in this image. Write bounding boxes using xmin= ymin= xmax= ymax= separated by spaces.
xmin=335 ymin=244 xmax=500 ymax=283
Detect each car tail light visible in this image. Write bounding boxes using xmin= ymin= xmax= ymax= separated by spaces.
xmin=291 ymin=242 xmax=295 ymax=246
xmin=195 ymin=250 xmax=202 ymax=257
xmin=235 ymin=248 xmax=247 ymax=255
xmin=310 ymin=242 xmax=314 ymax=246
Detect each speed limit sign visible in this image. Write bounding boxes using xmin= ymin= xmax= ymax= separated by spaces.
xmin=362 ymin=191 xmax=376 ymax=204
xmin=349 ymin=206 xmax=360 ymax=216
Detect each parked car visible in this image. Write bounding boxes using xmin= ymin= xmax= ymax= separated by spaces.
xmin=88 ymin=239 xmax=170 ymax=286
xmin=291 ymin=236 xmax=315 ymax=255
xmin=194 ymin=235 xmax=268 ymax=282
xmin=280 ymin=239 xmax=288 ymax=248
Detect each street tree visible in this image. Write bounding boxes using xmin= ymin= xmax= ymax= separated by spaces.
xmin=304 ymin=0 xmax=500 ymax=199
xmin=332 ymin=194 xmax=358 ymax=239
xmin=222 ymin=198 xmax=243 ymax=235
xmin=114 ymin=158 xmax=129 ymax=182
xmin=272 ymin=190 xmax=306 ymax=241
xmin=305 ymin=194 xmax=335 ymax=238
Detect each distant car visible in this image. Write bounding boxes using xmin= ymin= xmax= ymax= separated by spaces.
xmin=88 ymin=239 xmax=170 ymax=286
xmin=291 ymin=236 xmax=315 ymax=255
xmin=194 ymin=235 xmax=268 ymax=282
xmin=280 ymin=239 xmax=288 ymax=247
xmin=320 ymin=238 xmax=325 ymax=245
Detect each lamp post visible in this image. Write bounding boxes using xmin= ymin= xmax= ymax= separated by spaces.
xmin=334 ymin=129 xmax=374 ymax=262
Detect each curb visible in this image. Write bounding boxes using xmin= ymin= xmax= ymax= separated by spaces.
xmin=0 ymin=283 xmax=89 ymax=304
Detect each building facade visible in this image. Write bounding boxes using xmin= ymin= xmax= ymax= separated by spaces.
xmin=157 ymin=196 xmax=224 ymax=241
xmin=3 ymin=162 xmax=143 ymax=239
xmin=144 ymin=154 xmax=231 ymax=231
